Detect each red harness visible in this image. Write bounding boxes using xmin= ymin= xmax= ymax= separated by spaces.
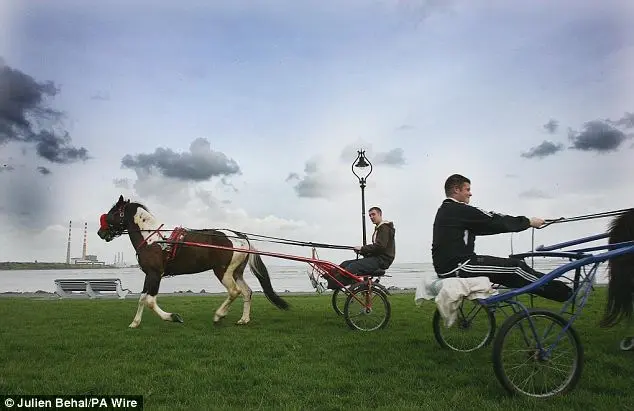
xmin=136 ymin=225 xmax=188 ymax=263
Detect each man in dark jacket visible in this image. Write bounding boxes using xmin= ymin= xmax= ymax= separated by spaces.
xmin=432 ymin=174 xmax=572 ymax=302
xmin=327 ymin=206 xmax=395 ymax=289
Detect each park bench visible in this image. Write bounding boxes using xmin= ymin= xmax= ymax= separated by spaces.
xmin=54 ymin=278 xmax=131 ymax=299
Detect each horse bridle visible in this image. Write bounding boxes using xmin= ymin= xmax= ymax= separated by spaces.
xmin=100 ymin=204 xmax=128 ymax=240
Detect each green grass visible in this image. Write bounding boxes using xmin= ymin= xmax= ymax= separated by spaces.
xmin=0 ymin=289 xmax=632 ymax=410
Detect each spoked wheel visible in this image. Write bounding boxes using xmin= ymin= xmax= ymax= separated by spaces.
xmin=432 ymin=299 xmax=496 ymax=352
xmin=331 ymin=287 xmax=346 ymax=316
xmin=492 ymin=309 xmax=583 ymax=398
xmin=343 ymin=284 xmax=391 ymax=331
xmin=620 ymin=337 xmax=634 ymax=351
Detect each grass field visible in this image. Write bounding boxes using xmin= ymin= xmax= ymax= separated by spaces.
xmin=0 ymin=288 xmax=632 ymax=410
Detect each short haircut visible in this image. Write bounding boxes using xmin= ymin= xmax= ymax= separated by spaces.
xmin=369 ymin=206 xmax=382 ymax=214
xmin=444 ymin=174 xmax=470 ymax=196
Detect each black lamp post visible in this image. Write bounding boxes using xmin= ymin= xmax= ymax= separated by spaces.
xmin=352 ymin=149 xmax=373 ymax=245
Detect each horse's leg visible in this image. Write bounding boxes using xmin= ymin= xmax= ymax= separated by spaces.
xmin=234 ymin=259 xmax=252 ymax=325
xmin=132 ymin=272 xmax=183 ymax=327
xmin=213 ymin=267 xmax=242 ymax=323
xmin=129 ymin=276 xmax=149 ymax=328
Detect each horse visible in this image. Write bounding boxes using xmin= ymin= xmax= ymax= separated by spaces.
xmin=600 ymin=207 xmax=634 ymax=329
xmin=96 ymin=195 xmax=289 ymax=328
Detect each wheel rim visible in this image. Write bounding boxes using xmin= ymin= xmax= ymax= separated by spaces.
xmin=436 ymin=301 xmax=494 ymax=352
xmin=620 ymin=337 xmax=634 ymax=351
xmin=344 ymin=289 xmax=389 ymax=331
xmin=499 ymin=313 xmax=580 ymax=397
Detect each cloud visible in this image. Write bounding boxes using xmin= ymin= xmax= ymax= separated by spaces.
xmin=121 ymin=137 xmax=241 ymax=182
xmin=286 ymin=158 xmax=331 ymax=199
xmin=113 ymin=178 xmax=130 ymax=189
xmin=90 ymin=91 xmax=110 ymax=101
xmin=567 ymin=120 xmax=632 ymax=153
xmin=609 ymin=112 xmax=634 ymax=129
xmin=543 ymin=118 xmax=558 ymax=134
xmin=37 ymin=166 xmax=51 ymax=175
xmin=340 ymin=143 xmax=406 ymax=167
xmin=519 ymin=189 xmax=552 ymax=199
xmin=1 ymin=164 xmax=14 ymax=172
xmin=521 ymin=140 xmax=564 ymax=159
xmin=374 ymin=148 xmax=406 ymax=166
xmin=396 ymin=124 xmax=415 ymax=131
xmin=0 ymin=60 xmax=91 ymax=164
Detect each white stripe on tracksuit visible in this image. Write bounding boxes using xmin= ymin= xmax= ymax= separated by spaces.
xmin=458 ymin=263 xmax=540 ymax=283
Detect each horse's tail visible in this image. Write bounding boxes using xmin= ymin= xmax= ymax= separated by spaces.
xmin=248 ymin=251 xmax=290 ymax=310
xmin=600 ymin=208 xmax=634 ymax=328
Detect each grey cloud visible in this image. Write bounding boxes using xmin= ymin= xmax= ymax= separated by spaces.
xmin=1 ymin=164 xmax=14 ymax=172
xmin=340 ymin=144 xmax=406 ymax=167
xmin=396 ymin=124 xmax=415 ymax=131
xmin=90 ymin=91 xmax=110 ymax=101
xmin=0 ymin=60 xmax=91 ymax=164
xmin=113 ymin=178 xmax=131 ymax=189
xmin=608 ymin=112 xmax=634 ymax=129
xmin=543 ymin=119 xmax=558 ymax=134
xmin=285 ymin=172 xmax=300 ymax=182
xmin=521 ymin=140 xmax=564 ymax=159
xmin=220 ymin=176 xmax=238 ymax=193
xmin=374 ymin=148 xmax=406 ymax=166
xmin=121 ymin=137 xmax=241 ymax=182
xmin=37 ymin=166 xmax=51 ymax=175
xmin=568 ymin=120 xmax=632 ymax=152
xmin=286 ymin=160 xmax=330 ymax=199
xmin=519 ymin=189 xmax=552 ymax=199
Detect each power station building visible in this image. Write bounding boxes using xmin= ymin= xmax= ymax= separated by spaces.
xmin=65 ymin=221 xmax=106 ymax=266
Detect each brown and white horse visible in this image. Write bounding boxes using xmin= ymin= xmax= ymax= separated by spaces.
xmin=97 ymin=195 xmax=289 ymax=328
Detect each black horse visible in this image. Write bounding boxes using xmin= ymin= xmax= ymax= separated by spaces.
xmin=601 ymin=208 xmax=634 ymax=330
xmin=97 ymin=195 xmax=289 ymax=328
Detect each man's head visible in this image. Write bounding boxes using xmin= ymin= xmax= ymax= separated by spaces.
xmin=444 ymin=174 xmax=472 ymax=204
xmin=369 ymin=206 xmax=383 ymax=224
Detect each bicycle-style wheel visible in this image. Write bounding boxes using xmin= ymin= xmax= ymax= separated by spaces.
xmin=331 ymin=287 xmax=346 ymax=316
xmin=432 ymin=299 xmax=496 ymax=352
xmin=343 ymin=284 xmax=391 ymax=331
xmin=492 ymin=309 xmax=583 ymax=397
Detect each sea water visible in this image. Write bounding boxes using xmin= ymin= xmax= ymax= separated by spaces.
xmin=0 ymin=260 xmax=608 ymax=294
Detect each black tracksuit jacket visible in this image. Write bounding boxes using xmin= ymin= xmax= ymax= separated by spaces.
xmin=431 ymin=198 xmax=531 ymax=274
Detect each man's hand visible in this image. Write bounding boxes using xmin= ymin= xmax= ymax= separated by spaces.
xmin=529 ymin=217 xmax=546 ymax=228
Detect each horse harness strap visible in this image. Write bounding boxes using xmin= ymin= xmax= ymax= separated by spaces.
xmin=135 ymin=225 xmax=188 ymax=263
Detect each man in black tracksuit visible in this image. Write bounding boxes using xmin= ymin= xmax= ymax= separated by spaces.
xmin=432 ymin=174 xmax=572 ymax=302
xmin=327 ymin=206 xmax=395 ymax=289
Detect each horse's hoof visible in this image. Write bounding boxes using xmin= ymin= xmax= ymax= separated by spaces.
xmin=236 ymin=319 xmax=250 ymax=325
xmin=171 ymin=313 xmax=184 ymax=323
xmin=129 ymin=322 xmax=139 ymax=328
xmin=620 ymin=337 xmax=634 ymax=351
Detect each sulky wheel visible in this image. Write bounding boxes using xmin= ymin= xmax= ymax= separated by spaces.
xmin=492 ymin=309 xmax=583 ymax=398
xmin=432 ymin=299 xmax=496 ymax=352
xmin=331 ymin=287 xmax=346 ymax=316
xmin=343 ymin=283 xmax=391 ymax=331
xmin=620 ymin=337 xmax=634 ymax=351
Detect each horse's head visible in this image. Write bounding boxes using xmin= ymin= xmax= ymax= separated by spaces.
xmin=97 ymin=195 xmax=131 ymax=242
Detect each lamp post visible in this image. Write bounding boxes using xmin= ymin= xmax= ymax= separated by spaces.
xmin=352 ymin=149 xmax=373 ymax=245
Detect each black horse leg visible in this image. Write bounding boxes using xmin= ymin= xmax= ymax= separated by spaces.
xmin=129 ymin=272 xmax=183 ymax=328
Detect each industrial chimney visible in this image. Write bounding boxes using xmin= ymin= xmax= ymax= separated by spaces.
xmin=66 ymin=221 xmax=72 ymax=264
xmin=82 ymin=222 xmax=88 ymax=260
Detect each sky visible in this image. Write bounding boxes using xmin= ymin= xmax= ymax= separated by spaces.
xmin=1 ymin=0 xmax=633 ymax=266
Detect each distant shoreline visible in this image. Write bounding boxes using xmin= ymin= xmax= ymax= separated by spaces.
xmin=0 ymin=262 xmax=119 ymax=270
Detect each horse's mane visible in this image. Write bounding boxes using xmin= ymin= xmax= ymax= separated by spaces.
xmin=132 ymin=202 xmax=150 ymax=212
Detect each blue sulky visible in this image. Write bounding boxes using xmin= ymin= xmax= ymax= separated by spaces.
xmin=430 ymin=219 xmax=634 ymax=398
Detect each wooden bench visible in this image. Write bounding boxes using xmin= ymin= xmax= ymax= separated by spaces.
xmin=54 ymin=278 xmax=131 ymax=299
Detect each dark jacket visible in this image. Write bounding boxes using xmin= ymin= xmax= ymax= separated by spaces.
xmin=432 ymin=198 xmax=531 ymax=274
xmin=360 ymin=221 xmax=396 ymax=268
